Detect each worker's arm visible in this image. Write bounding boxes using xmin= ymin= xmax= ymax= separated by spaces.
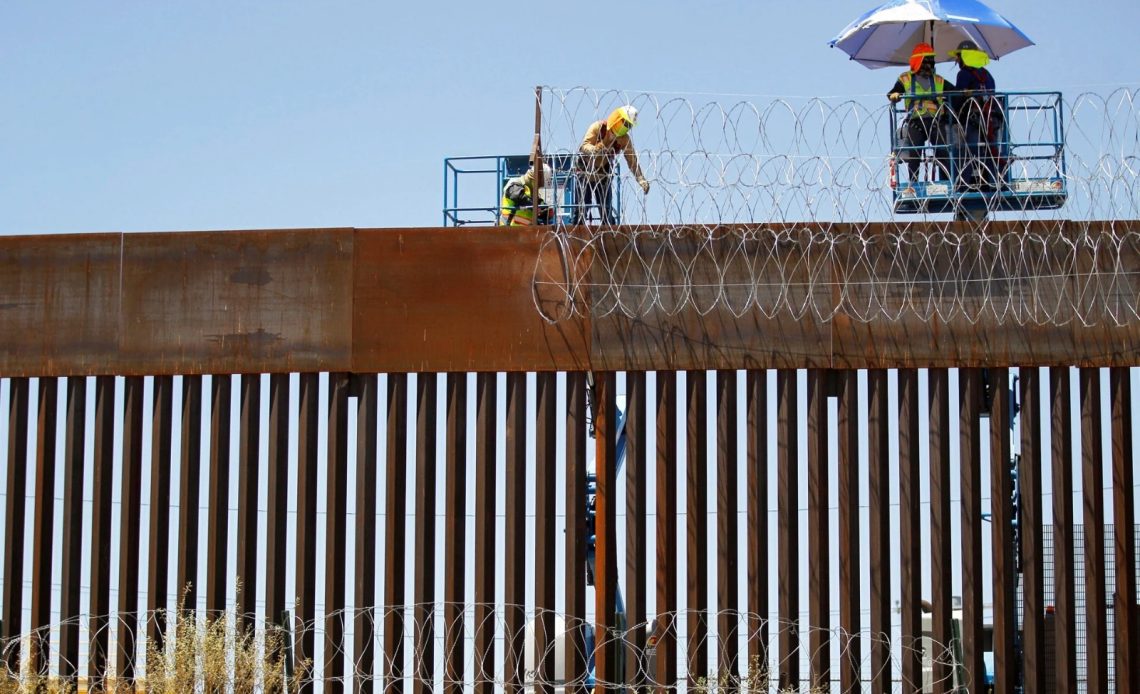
xmin=888 ymin=77 xmax=905 ymax=103
xmin=621 ymin=138 xmax=650 ymax=194
xmin=579 ymin=121 xmax=607 ymax=154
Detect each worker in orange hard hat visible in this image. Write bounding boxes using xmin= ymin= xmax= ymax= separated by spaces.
xmin=571 ymin=105 xmax=650 ymax=226
xmin=888 ymin=42 xmax=950 ymax=186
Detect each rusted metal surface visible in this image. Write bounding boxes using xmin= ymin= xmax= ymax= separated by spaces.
xmin=593 ymin=371 xmax=619 ymax=693
xmin=413 ymin=373 xmax=437 ymax=694
xmin=990 ymin=368 xmax=1016 ymax=694
xmin=745 ymin=370 xmax=769 ymax=680
xmin=295 ymin=373 xmax=319 ymax=694
xmin=1111 ymin=366 xmax=1139 ymax=692
xmin=89 ymin=376 xmax=115 ymax=689
xmin=443 ymin=372 xmax=467 ymax=694
xmin=960 ymin=369 xmax=985 ymax=694
xmin=1050 ymin=367 xmax=1077 ymax=694
xmin=59 ymin=377 xmax=85 ymax=685
xmin=565 ymin=372 xmax=588 ymax=694
xmin=2 ymin=378 xmax=28 ymax=673
xmin=325 ymin=373 xmax=350 ymax=694
xmin=776 ymin=369 xmax=798 ymax=691
xmin=868 ymin=369 xmax=891 ymax=694
xmin=265 ymin=373 xmax=290 ymax=626
xmin=715 ymin=370 xmax=738 ymax=688
xmin=116 ymin=376 xmax=145 ymax=684
xmin=685 ymin=371 xmax=709 ymax=683
xmin=1020 ymin=368 xmax=1045 ymax=694
xmin=837 ymin=370 xmax=859 ymax=694
xmin=206 ymin=374 xmax=231 ymax=616
xmin=2 ymin=224 xmax=1140 ymax=378
xmin=354 ymin=374 xmax=378 ymax=694
xmin=898 ymin=370 xmax=922 ymax=691
xmin=928 ymin=369 xmax=953 ymax=694
xmin=177 ymin=375 xmax=202 ymax=609
xmin=472 ymin=372 xmax=496 ymax=694
xmin=237 ymin=374 xmax=260 ymax=628
xmin=535 ymin=372 xmax=557 ymax=694
xmin=30 ymin=378 xmax=57 ymax=677
xmin=383 ymin=373 xmax=408 ymax=692
xmin=1080 ymin=368 xmax=1107 ymax=693
xmin=654 ymin=371 xmax=678 ymax=691
xmin=807 ymin=369 xmax=828 ymax=689
xmin=146 ymin=375 xmax=173 ymax=655
xmin=504 ymin=372 xmax=526 ymax=694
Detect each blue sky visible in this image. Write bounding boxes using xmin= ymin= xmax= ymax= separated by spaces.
xmin=2 ymin=1 xmax=1138 ymax=234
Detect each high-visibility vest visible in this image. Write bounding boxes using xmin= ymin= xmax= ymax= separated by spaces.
xmin=499 ymin=183 xmax=537 ymax=226
xmin=898 ymin=72 xmax=946 ymax=118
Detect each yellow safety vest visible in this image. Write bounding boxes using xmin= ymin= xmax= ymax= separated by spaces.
xmin=499 ymin=182 xmax=537 ymax=226
xmin=898 ymin=72 xmax=946 ymax=118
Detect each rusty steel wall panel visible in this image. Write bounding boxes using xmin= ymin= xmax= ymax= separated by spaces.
xmin=837 ymin=370 xmax=860 ymax=694
xmin=177 ymin=375 xmax=203 ymax=609
xmin=383 ymin=373 xmax=409 ymax=691
xmin=414 ymin=373 xmax=438 ymax=694
xmin=928 ymin=369 xmax=953 ymax=694
xmin=265 ymin=374 xmax=290 ymax=627
xmin=807 ymin=369 xmax=829 ymax=689
xmin=354 ymin=374 xmax=379 ymax=694
xmin=1050 ymin=367 xmax=1077 ymax=694
xmin=960 ymin=369 xmax=985 ymax=694
xmin=146 ymin=375 xmax=173 ymax=655
xmin=1020 ymin=368 xmax=1045 ymax=694
xmin=30 ymin=378 xmax=57 ymax=677
xmin=236 ymin=374 xmax=261 ymax=628
xmin=2 ymin=378 xmax=29 ymax=673
xmin=898 ymin=370 xmax=921 ymax=690
xmin=776 ymin=369 xmax=799 ymax=691
xmin=88 ymin=376 xmax=115 ymax=689
xmin=443 ymin=373 xmax=467 ymax=694
xmin=746 ymin=370 xmax=769 ymax=678
xmin=116 ymin=377 xmax=144 ymax=684
xmin=715 ymin=370 xmax=738 ymax=686
xmin=654 ymin=371 xmax=678 ymax=691
xmin=472 ymin=373 xmax=495 ymax=694
xmin=58 ymin=377 xmax=86 ymax=685
xmin=990 ymin=368 xmax=1016 ymax=694
xmin=325 ymin=373 xmax=350 ymax=694
xmin=504 ymin=372 xmax=526 ymax=694
xmin=1079 ymin=368 xmax=1107 ymax=693
xmin=535 ymin=372 xmax=557 ymax=694
xmin=1110 ymin=366 xmax=1139 ymax=692
xmin=206 ymin=374 xmax=231 ymax=616
xmin=593 ymin=371 xmax=619 ymax=693
xmin=565 ymin=372 xmax=588 ymax=694
xmin=868 ymin=370 xmax=891 ymax=694
xmin=685 ymin=371 xmax=709 ymax=683
xmin=294 ymin=373 xmax=319 ymax=694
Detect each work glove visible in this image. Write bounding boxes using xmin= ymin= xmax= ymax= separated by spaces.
xmin=638 ymin=178 xmax=650 ymax=194
xmin=888 ymin=92 xmax=902 ymax=103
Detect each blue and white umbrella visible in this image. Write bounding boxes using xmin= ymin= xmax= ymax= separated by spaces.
xmin=829 ymin=0 xmax=1033 ymax=69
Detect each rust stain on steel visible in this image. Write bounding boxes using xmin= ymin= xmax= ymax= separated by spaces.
xmin=4 ymin=222 xmax=1140 ymax=376
xmin=868 ymin=370 xmax=892 ymax=694
xmin=776 ymin=369 xmax=799 ymax=691
xmin=564 ymin=373 xmax=588 ymax=694
xmin=1050 ymin=367 xmax=1077 ymax=693
xmin=807 ymin=369 xmax=829 ymax=689
xmin=685 ymin=370 xmax=709 ymax=684
xmin=1020 ymin=368 xmax=1046 ymax=694
xmin=929 ymin=368 xmax=954 ymax=694
xmin=745 ymin=370 xmax=769 ymax=676
xmin=654 ymin=372 xmax=678 ymax=691
xmin=899 ymin=370 xmax=922 ymax=691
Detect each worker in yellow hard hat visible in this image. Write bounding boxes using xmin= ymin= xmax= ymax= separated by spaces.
xmin=949 ymin=39 xmax=1002 ymax=191
xmin=888 ymin=43 xmax=950 ymax=185
xmin=571 ymin=105 xmax=650 ymax=226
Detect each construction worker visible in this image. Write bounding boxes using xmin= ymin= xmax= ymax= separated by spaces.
xmin=888 ymin=43 xmax=950 ymax=185
xmin=949 ymin=39 xmax=1001 ymax=191
xmin=499 ymin=162 xmax=553 ymax=226
xmin=571 ymin=105 xmax=650 ymax=226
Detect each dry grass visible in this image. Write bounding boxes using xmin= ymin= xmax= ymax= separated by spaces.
xmin=692 ymin=655 xmax=829 ymax=693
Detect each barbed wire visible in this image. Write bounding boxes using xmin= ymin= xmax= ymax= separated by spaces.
xmin=0 ymin=605 xmax=959 ymax=692
xmin=533 ymin=87 xmax=1140 ymax=326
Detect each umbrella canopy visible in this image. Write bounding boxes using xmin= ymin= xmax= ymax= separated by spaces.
xmin=829 ymin=0 xmax=1033 ymax=69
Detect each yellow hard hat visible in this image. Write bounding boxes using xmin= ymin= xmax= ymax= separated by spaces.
xmin=606 ymin=105 xmax=638 ymax=137
xmin=949 ymin=39 xmax=990 ymax=68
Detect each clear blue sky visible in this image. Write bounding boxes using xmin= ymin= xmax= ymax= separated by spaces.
xmin=2 ymin=0 xmax=1138 ymax=234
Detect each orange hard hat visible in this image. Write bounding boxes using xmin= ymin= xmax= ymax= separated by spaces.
xmin=909 ymin=42 xmax=936 ymax=72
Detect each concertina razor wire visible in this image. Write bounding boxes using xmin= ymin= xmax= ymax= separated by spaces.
xmin=533 ymin=86 xmax=1140 ymax=327
xmin=0 ymin=605 xmax=961 ymax=692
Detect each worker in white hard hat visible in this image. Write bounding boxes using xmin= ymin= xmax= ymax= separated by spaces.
xmin=500 ymin=162 xmax=553 ymax=226
xmin=571 ymin=105 xmax=650 ymax=226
